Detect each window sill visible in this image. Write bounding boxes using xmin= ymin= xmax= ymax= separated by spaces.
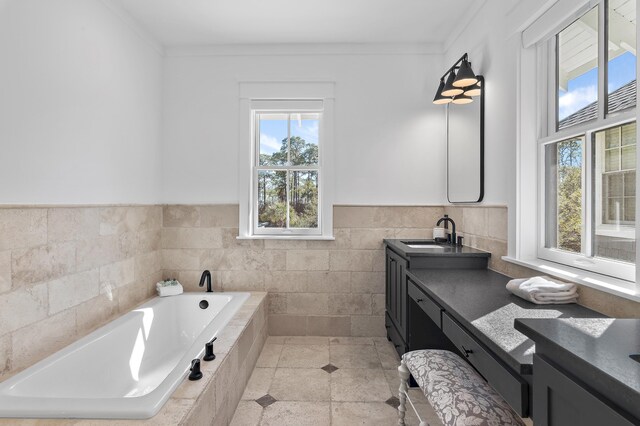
xmin=237 ymin=235 xmax=335 ymax=241
xmin=502 ymin=256 xmax=640 ymax=303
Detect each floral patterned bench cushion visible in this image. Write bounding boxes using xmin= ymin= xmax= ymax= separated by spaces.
xmin=403 ymin=350 xmax=525 ymax=426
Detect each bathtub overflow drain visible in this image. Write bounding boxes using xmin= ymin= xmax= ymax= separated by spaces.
xmin=199 ymin=300 xmax=209 ymax=309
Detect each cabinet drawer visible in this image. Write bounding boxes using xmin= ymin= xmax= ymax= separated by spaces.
xmin=408 ymin=279 xmax=442 ymax=328
xmin=442 ymin=313 xmax=528 ymax=416
xmin=386 ymin=313 xmax=407 ymax=357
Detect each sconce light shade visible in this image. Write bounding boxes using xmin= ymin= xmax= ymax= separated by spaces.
xmin=441 ymin=72 xmax=463 ymax=97
xmin=433 ymin=80 xmax=452 ymax=104
xmin=463 ymin=81 xmax=482 ymax=97
xmin=452 ymin=93 xmax=473 ymax=104
xmin=453 ymin=59 xmax=478 ymax=88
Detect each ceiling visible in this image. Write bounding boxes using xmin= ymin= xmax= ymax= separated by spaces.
xmin=112 ymin=0 xmax=477 ymax=47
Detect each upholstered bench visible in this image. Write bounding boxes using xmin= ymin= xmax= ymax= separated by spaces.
xmin=398 ymin=350 xmax=525 ymax=426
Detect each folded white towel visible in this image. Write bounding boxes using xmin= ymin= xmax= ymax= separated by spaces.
xmin=156 ymin=280 xmax=184 ymax=297
xmin=506 ymin=276 xmax=577 ymax=304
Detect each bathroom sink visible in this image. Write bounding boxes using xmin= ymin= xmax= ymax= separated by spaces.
xmin=630 ymin=354 xmax=640 ymax=363
xmin=401 ymin=240 xmax=447 ymax=249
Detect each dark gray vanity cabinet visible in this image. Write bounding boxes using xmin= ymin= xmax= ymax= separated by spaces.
xmin=533 ymin=355 xmax=635 ymax=426
xmin=385 ymin=248 xmax=408 ymax=353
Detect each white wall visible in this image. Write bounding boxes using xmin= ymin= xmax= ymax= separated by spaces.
xmin=161 ymin=50 xmax=447 ymax=205
xmin=0 ymin=0 xmax=163 ymax=204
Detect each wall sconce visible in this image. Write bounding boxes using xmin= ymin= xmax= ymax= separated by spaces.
xmin=433 ymin=53 xmax=480 ymax=105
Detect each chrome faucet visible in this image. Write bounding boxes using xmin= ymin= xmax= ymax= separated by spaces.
xmin=437 ymin=216 xmax=456 ymax=245
xmin=199 ymin=270 xmax=213 ymax=292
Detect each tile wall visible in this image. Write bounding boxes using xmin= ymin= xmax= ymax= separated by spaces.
xmin=1 ymin=203 xmax=637 ymax=381
xmin=161 ymin=205 xmax=445 ymax=338
xmin=0 ymin=206 xmax=162 ymax=380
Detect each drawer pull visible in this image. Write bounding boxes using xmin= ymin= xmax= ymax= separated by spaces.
xmin=416 ymin=298 xmax=424 ymax=302
xmin=461 ymin=345 xmax=473 ymax=358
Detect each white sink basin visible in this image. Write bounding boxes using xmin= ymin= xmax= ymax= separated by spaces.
xmin=405 ymin=244 xmax=446 ymax=249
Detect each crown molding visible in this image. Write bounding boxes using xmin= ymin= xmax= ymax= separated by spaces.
xmin=165 ymin=42 xmax=442 ymax=58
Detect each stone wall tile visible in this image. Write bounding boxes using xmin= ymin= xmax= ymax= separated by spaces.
xmin=100 ymin=259 xmax=135 ymax=294
xmin=0 ymin=209 xmax=47 ymax=250
xmin=47 ymin=208 xmax=99 ymax=242
xmin=286 ymin=250 xmax=329 ymax=271
xmin=163 ymin=205 xmax=201 ymax=228
xmin=0 ymin=283 xmax=48 ymax=334
xmin=350 ymin=271 xmax=385 ymax=294
xmin=286 ymin=293 xmax=329 ymax=315
xmin=12 ymin=242 xmax=76 ymax=286
xmin=48 ymin=269 xmax=100 ymax=315
xmin=269 ymin=315 xmax=308 ymax=335
xmin=328 ymin=294 xmax=372 ymax=315
xmin=307 ymin=316 xmax=351 ymax=336
xmin=11 ymin=309 xmax=76 ymax=372
xmin=0 ymin=251 xmax=11 ymax=294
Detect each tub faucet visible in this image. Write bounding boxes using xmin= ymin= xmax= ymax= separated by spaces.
xmin=199 ymin=270 xmax=213 ymax=293
xmin=437 ymin=216 xmax=456 ymax=245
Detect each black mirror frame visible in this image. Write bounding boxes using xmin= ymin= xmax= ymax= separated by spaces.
xmin=446 ymin=74 xmax=484 ymax=203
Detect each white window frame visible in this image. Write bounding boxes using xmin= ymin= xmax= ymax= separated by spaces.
xmin=237 ymin=82 xmax=335 ymax=240
xmin=536 ymin=1 xmax=637 ymax=281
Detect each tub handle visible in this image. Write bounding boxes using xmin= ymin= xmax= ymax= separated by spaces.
xmin=204 ymin=337 xmax=217 ymax=361
xmin=189 ymin=359 xmax=203 ymax=381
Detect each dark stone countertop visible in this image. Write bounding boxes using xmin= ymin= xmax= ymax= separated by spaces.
xmin=515 ymin=318 xmax=640 ymax=418
xmin=406 ymin=268 xmax=605 ymax=375
xmin=384 ymin=239 xmax=491 ymax=258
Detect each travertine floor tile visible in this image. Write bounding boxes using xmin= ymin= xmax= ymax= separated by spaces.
xmin=230 ymin=401 xmax=263 ymax=426
xmin=329 ymin=336 xmax=374 ymax=346
xmin=268 ymin=368 xmax=330 ymax=401
xmin=375 ymin=340 xmax=400 ymax=369
xmin=265 ymin=336 xmax=286 ymax=344
xmin=256 ymin=344 xmax=283 ymax=368
xmin=260 ymin=401 xmax=330 ymax=426
xmin=283 ymin=336 xmax=329 ymax=345
xmin=331 ymin=401 xmax=400 ymax=426
xmin=277 ymin=345 xmax=329 ymax=368
xmin=331 ymin=368 xmax=392 ymax=402
xmin=330 ymin=344 xmax=381 ymax=369
xmin=242 ymin=368 xmax=275 ymax=400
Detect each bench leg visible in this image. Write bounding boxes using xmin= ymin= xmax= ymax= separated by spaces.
xmin=398 ymin=359 xmax=410 ymax=425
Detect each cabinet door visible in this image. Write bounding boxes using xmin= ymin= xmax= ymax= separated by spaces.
xmin=385 ymin=252 xmax=393 ymax=314
xmin=394 ymin=258 xmax=407 ymax=340
xmin=385 ymin=248 xmax=408 ymax=341
xmin=533 ymin=355 xmax=636 ymax=426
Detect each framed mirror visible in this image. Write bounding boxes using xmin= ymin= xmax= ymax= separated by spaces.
xmin=446 ymin=75 xmax=484 ymax=203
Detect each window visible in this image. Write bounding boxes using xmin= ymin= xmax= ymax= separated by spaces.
xmin=237 ymin=82 xmax=335 ymax=240
xmin=255 ymin=111 xmax=321 ymax=235
xmin=539 ymin=0 xmax=637 ymax=281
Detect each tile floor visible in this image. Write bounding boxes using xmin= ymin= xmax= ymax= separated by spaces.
xmin=229 ymin=336 xmax=443 ymax=426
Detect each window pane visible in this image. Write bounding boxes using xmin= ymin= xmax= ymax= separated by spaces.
xmin=258 ymin=114 xmax=288 ymax=166
xmin=289 ymin=113 xmax=320 ymax=166
xmin=605 ymin=149 xmax=620 ymax=172
xmin=605 ymin=127 xmax=620 ymax=148
xmin=257 ymin=170 xmax=287 ymax=228
xmin=545 ymin=137 xmax=584 ymax=253
xmin=593 ymin=124 xmax=636 ymax=263
xmin=288 ymin=171 xmax=318 ymax=228
xmin=607 ymin=0 xmax=636 ymax=115
xmin=622 ymin=145 xmax=636 ymax=169
xmin=557 ymin=7 xmax=599 ymax=130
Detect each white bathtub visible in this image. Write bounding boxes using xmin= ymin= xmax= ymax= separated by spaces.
xmin=0 ymin=291 xmax=250 ymax=419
